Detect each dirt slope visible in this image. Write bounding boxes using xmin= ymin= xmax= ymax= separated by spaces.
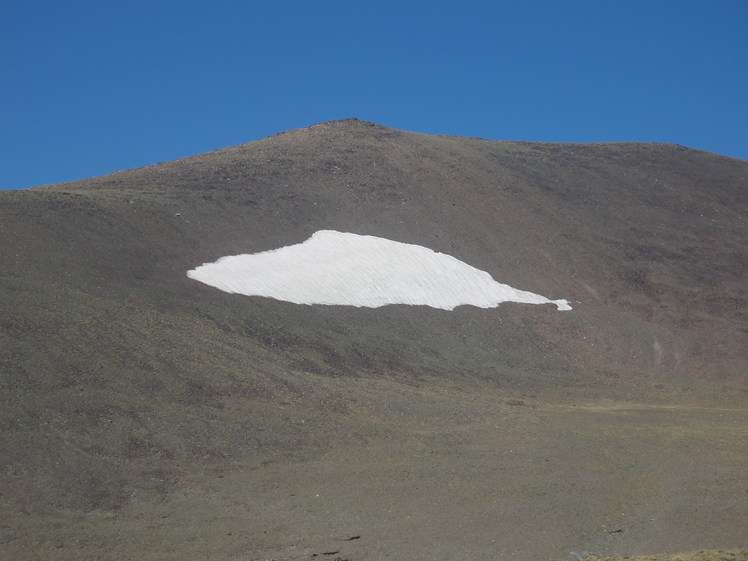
xmin=1 ymin=119 xmax=746 ymax=560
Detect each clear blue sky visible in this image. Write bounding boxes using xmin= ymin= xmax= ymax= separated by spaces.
xmin=2 ymin=1 xmax=747 ymax=189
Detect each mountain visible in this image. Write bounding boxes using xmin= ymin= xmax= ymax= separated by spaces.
xmin=1 ymin=118 xmax=746 ymax=561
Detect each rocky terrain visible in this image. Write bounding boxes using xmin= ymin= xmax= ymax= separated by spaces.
xmin=1 ymin=119 xmax=746 ymax=560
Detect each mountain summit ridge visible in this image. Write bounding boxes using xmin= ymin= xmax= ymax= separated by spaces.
xmin=34 ymin=119 xmax=746 ymax=192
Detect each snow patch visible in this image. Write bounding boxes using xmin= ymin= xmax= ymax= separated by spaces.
xmin=187 ymin=230 xmax=571 ymax=311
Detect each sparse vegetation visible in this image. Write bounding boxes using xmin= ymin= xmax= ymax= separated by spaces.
xmin=1 ymin=119 xmax=746 ymax=560
xmin=550 ymin=550 xmax=748 ymax=561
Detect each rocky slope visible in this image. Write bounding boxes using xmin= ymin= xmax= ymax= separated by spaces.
xmin=1 ymin=119 xmax=746 ymax=560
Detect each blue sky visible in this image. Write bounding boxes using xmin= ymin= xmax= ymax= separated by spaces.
xmin=2 ymin=1 xmax=747 ymax=189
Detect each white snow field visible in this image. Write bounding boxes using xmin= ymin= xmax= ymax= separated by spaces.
xmin=187 ymin=230 xmax=571 ymax=311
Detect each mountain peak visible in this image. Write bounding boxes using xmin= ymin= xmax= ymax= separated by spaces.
xmin=293 ymin=117 xmax=393 ymax=134
xmin=316 ymin=117 xmax=376 ymax=126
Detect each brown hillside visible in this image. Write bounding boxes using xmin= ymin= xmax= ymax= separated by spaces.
xmin=1 ymin=119 xmax=746 ymax=560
